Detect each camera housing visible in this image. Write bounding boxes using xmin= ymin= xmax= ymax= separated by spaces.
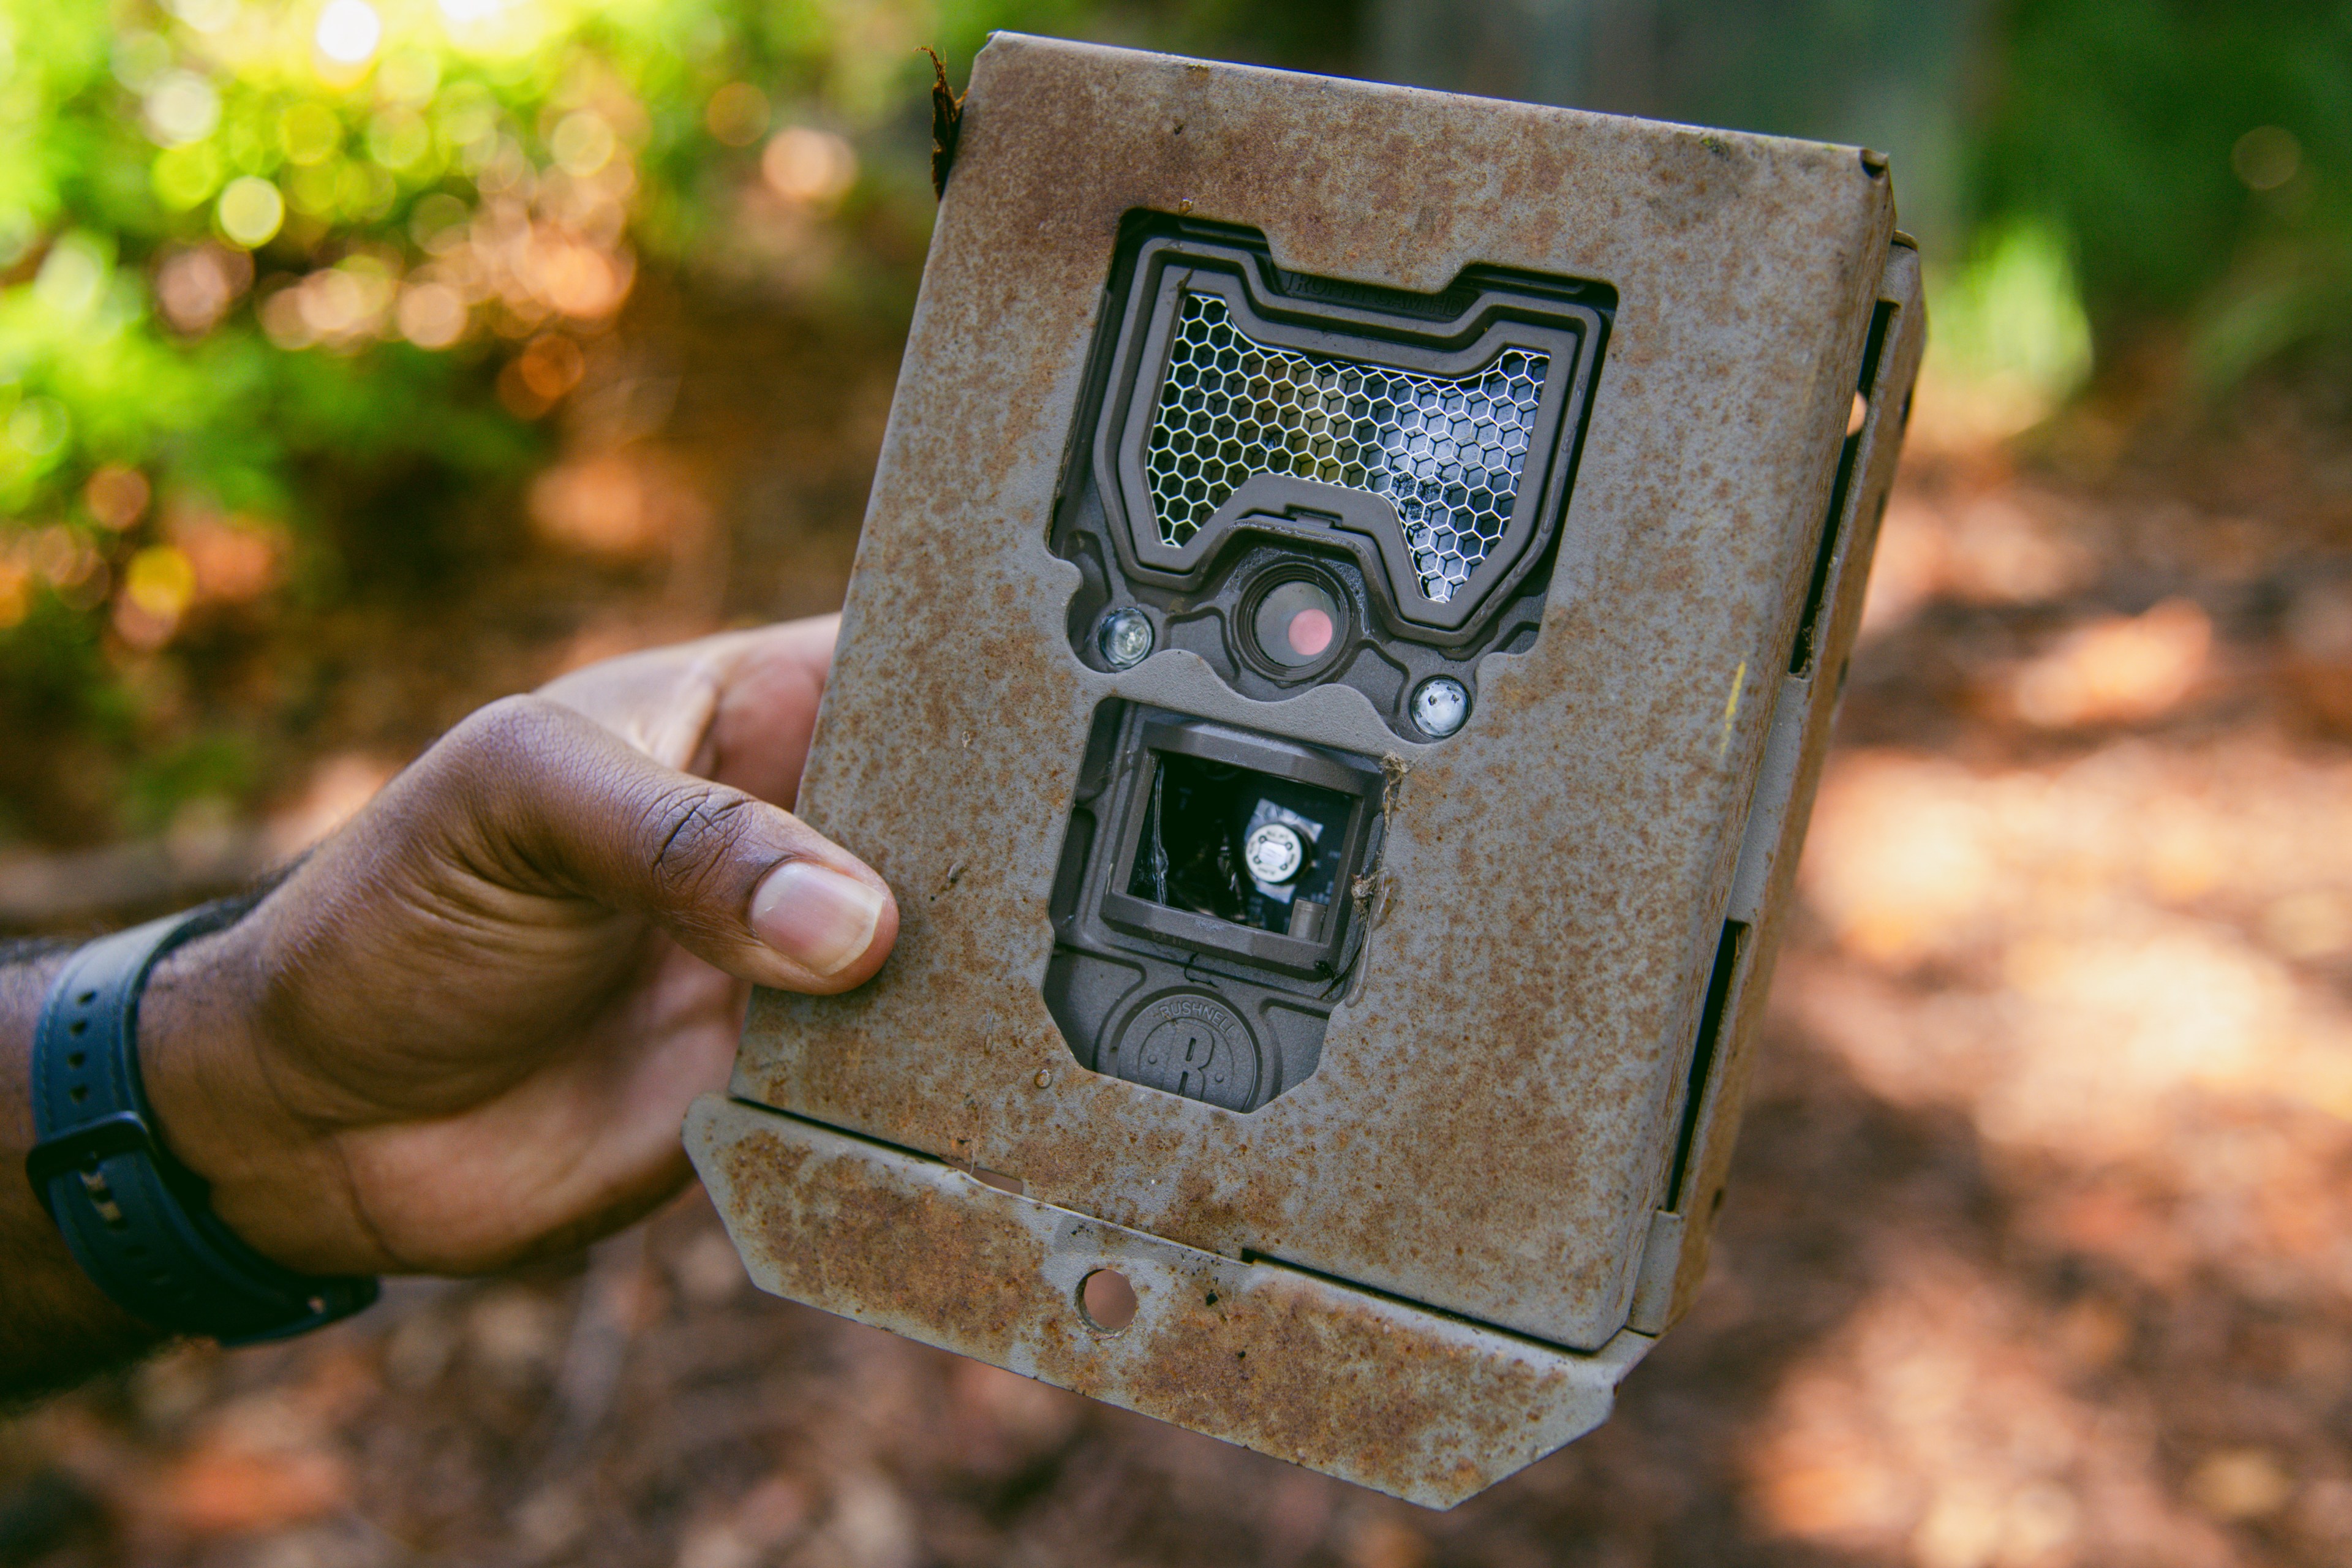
xmin=688 ymin=35 xmax=1924 ymax=1507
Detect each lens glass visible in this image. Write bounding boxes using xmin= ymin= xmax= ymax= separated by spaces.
xmin=1251 ymin=578 xmax=1343 ymax=669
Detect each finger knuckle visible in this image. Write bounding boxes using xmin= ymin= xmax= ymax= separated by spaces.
xmin=436 ymin=695 xmax=576 ymax=788
xmin=642 ymin=781 xmax=760 ymax=905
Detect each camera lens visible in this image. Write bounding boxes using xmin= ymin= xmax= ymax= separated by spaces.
xmin=1250 ymin=578 xmax=1343 ymax=669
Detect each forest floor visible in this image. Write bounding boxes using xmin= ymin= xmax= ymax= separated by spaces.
xmin=3 ymin=289 xmax=2351 ymax=1568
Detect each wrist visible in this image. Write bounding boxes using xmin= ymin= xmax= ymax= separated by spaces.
xmin=1 ymin=941 xmax=164 ymax=1392
xmin=23 ymin=906 xmax=377 ymax=1345
xmin=137 ymin=914 xmax=361 ymax=1274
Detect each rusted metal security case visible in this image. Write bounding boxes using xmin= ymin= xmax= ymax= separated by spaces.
xmin=687 ymin=35 xmax=1923 ymax=1506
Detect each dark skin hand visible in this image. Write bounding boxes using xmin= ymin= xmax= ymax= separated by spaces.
xmin=0 ymin=617 xmax=897 ymax=1395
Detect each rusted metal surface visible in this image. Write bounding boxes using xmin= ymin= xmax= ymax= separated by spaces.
xmin=687 ymin=1095 xmax=1648 ymax=1507
xmin=689 ymin=34 xmax=1917 ymax=1500
xmin=1662 ymin=241 xmax=1928 ymax=1326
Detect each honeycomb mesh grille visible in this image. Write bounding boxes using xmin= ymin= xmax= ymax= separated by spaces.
xmin=1142 ymin=292 xmax=1550 ymax=603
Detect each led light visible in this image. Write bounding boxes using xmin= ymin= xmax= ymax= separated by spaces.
xmin=1287 ymin=606 xmax=1333 ymax=657
xmin=1411 ymin=676 xmax=1470 ymax=738
xmin=1244 ymin=823 xmax=1305 ymax=884
xmin=1097 ymin=607 xmax=1153 ymax=669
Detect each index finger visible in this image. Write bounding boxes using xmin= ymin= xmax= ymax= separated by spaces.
xmin=534 ymin=616 xmax=839 ymax=805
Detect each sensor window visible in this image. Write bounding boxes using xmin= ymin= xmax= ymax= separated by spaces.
xmin=1142 ymin=292 xmax=1548 ymax=603
xmin=1251 ymin=578 xmax=1342 ymax=667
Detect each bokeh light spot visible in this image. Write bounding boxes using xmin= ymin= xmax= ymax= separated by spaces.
xmin=151 ymin=142 xmax=225 ymax=210
xmin=763 ymin=126 xmax=857 ymax=206
xmin=2231 ymin=126 xmax=2301 ymax=191
xmin=125 ymin=545 xmax=197 ymax=619
xmin=551 ymin=111 xmax=616 ymax=177
xmin=315 ymin=0 xmax=382 ymax=66
xmin=7 ymin=399 xmax=70 ymax=459
xmin=216 ymin=177 xmax=285 ymax=249
xmin=33 ymin=235 xmax=107 ymax=317
xmin=281 ymin=103 xmax=342 ymax=165
xmin=143 ymin=70 xmax=220 ymax=146
xmin=167 ymin=0 xmax=239 ymax=33
xmin=155 ymin=243 xmax=251 ymax=334
xmin=85 ymin=466 xmax=151 ymax=530
xmin=396 ymin=282 xmax=468 ymax=350
xmin=706 ymin=83 xmax=771 ymax=148
xmin=368 ymin=108 xmax=431 ymax=171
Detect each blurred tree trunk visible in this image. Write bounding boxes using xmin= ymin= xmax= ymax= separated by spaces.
xmin=1367 ymin=0 xmax=1983 ymax=254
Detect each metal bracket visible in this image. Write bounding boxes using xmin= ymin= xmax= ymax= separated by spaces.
xmin=687 ymin=1095 xmax=1652 ymax=1508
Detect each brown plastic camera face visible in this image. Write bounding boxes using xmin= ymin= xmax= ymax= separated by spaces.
xmin=1039 ymin=225 xmax=1615 ymax=1111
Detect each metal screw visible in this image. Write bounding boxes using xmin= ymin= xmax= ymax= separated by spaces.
xmin=1243 ymin=823 xmax=1305 ymax=883
xmin=1097 ymin=607 xmax=1154 ymax=669
xmin=1411 ymin=676 xmax=1470 ymax=738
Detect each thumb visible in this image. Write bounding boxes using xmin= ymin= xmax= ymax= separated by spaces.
xmin=430 ymin=695 xmax=898 ymax=993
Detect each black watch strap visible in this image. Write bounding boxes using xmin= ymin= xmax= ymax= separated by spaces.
xmin=26 ymin=907 xmax=378 ymax=1346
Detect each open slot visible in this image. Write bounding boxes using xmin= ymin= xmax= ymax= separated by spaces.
xmin=1100 ymin=713 xmax=1382 ymax=978
xmin=946 ymin=1158 xmax=1026 ymax=1196
xmin=1788 ymin=299 xmax=1896 ymax=677
xmin=1665 ymin=919 xmax=1748 ymax=1213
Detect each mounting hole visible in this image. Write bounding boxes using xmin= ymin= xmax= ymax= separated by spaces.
xmin=1078 ymin=1268 xmax=1139 ymax=1334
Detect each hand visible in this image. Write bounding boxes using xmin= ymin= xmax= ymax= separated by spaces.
xmin=137 ymin=616 xmax=899 ymax=1276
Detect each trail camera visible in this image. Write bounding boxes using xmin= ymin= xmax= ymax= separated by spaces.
xmin=688 ymin=35 xmax=1923 ymax=1506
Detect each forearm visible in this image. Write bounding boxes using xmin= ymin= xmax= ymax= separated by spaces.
xmin=0 ymin=938 xmax=162 ymax=1403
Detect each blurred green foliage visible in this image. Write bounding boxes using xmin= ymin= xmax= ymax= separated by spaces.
xmin=1923 ymin=216 xmax=2094 ymax=405
xmin=0 ymin=0 xmax=1120 ymax=835
xmin=1973 ymin=0 xmax=2352 ymax=389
